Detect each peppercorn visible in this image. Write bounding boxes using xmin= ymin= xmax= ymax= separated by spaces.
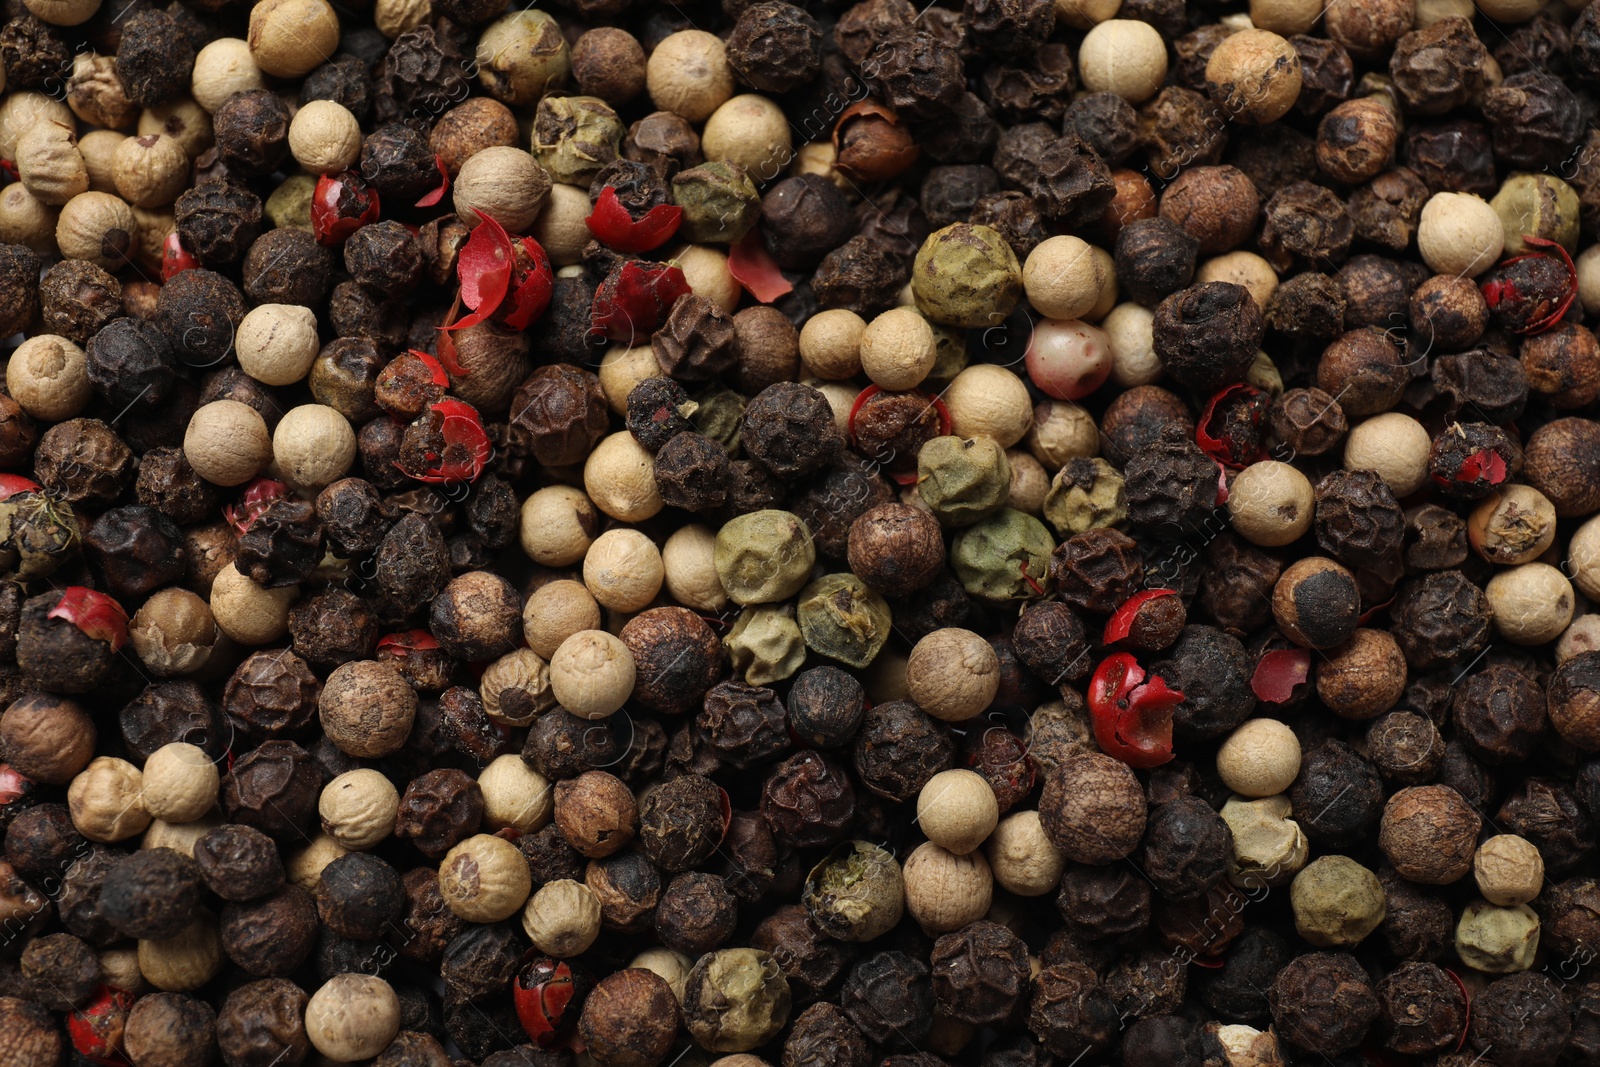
xmin=1123 ymin=426 xmax=1218 ymax=539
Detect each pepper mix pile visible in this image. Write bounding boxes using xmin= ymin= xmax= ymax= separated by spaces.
xmin=3 ymin=0 xmax=1600 ymax=1065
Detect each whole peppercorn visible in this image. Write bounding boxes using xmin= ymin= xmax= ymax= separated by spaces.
xmin=100 ymin=847 xmax=203 ymax=940
xmin=35 ymin=417 xmax=133 ymax=508
xmin=852 ymin=700 xmax=954 ymax=802
xmin=1122 ymin=425 xmax=1217 ymax=538
xmin=700 ymin=679 xmax=789 ymax=768
xmin=1550 ymin=653 xmax=1600 ymax=749
xmin=1028 ymin=962 xmax=1117 ymax=1059
xmin=1151 ymin=283 xmax=1263 ymax=393
xmin=1115 ymin=218 xmax=1199 ymax=307
xmin=1040 ymin=753 xmax=1146 ymax=864
xmin=220 ymin=884 xmax=318 ymax=977
xmin=1469 ymin=972 xmax=1571 ymax=1067
xmin=655 ymin=872 xmax=737 ymax=954
xmin=1379 ymin=784 xmax=1481 ymax=885
xmin=1367 ymin=710 xmax=1446 ymax=785
xmin=360 ymin=121 xmax=438 ymax=203
xmin=1317 ymin=327 xmax=1409 ymax=417
xmin=1269 ymin=952 xmax=1377 ymax=1053
xmin=1451 ymin=663 xmax=1545 ymax=764
xmin=587 ymin=849 xmax=662 ymax=934
xmin=1270 ymin=387 xmax=1348 ymax=456
xmin=846 ymin=503 xmax=944 ymax=599
xmin=841 ymin=950 xmax=931 ymax=1048
xmin=1522 ymin=323 xmax=1600 ymax=409
xmin=579 ymin=968 xmax=679 ymax=1067
xmin=1498 ymin=777 xmax=1594 ymax=875
xmin=1390 ymin=18 xmax=1491 ymax=116
xmin=761 ymin=751 xmax=855 ymax=849
xmin=38 ymin=260 xmax=119 ymax=346
xmin=223 ymin=649 xmax=320 ymax=740
xmin=1138 ymin=795 xmax=1232 ymax=901
xmin=911 ymin=223 xmax=1023 ymax=329
xmin=636 ymin=773 xmax=723 ymax=872
xmin=512 ymin=365 xmax=611 ymax=466
xmin=785 ymin=666 xmax=865 ymax=749
xmin=174 ymin=181 xmax=263 ymax=269
xmin=653 ymin=432 xmax=729 ymax=513
xmin=1049 ymin=529 xmax=1143 ymax=613
xmin=1258 ymin=180 xmax=1353 ymax=271
xmin=194 ymin=824 xmax=284 ymax=902
xmin=1012 ymin=602 xmax=1090 ymax=685
xmin=760 ymin=177 xmax=853 ymax=271
xmin=316 ymin=852 xmax=403 ymax=940
xmin=1272 ymin=557 xmax=1360 ymax=650
xmin=1375 ymin=962 xmax=1467 ymax=1057
xmin=222 ymin=740 xmax=320 ymax=843
xmin=1390 ymin=571 xmax=1492 ymax=670
xmin=1313 ymin=469 xmax=1404 ymax=568
xmin=116 ymin=9 xmax=196 ymax=107
xmin=741 ymin=383 xmax=844 ymax=480
xmin=1159 ymin=166 xmax=1259 ymax=255
xmin=18 ymin=932 xmax=98 ymax=1009
xmin=1290 ymin=740 xmax=1384 ymax=848
xmin=396 ymin=769 xmax=484 ymax=859
xmin=813 ymin=235 xmax=912 ymax=317
xmin=157 ymin=269 xmax=247 ymax=369
xmin=726 ymin=2 xmax=821 ymax=92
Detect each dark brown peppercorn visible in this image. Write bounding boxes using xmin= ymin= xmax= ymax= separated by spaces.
xmin=221 ymin=740 xmax=320 ymax=844
xmin=397 ymin=868 xmax=466 ymax=964
xmin=812 ymin=235 xmax=910 ymax=318
xmin=317 ymin=852 xmax=403 ymax=941
xmin=1269 ymin=387 xmax=1348 ymax=457
xmin=1469 ymin=972 xmax=1571 ymax=1067
xmin=99 ymin=847 xmax=202 ymax=940
xmin=224 ymin=649 xmax=321 ymax=740
xmin=1049 ymin=529 xmax=1143 ymax=614
xmin=1498 ymin=777 xmax=1593 ymax=876
xmin=1028 ymin=962 xmax=1117 ymax=1060
xmin=929 ymin=920 xmax=1029 ymax=1026
xmin=396 ymin=768 xmax=483 ymax=859
xmin=1432 ymin=348 xmax=1528 ymax=423
xmin=156 ymin=268 xmax=246 ymax=368
xmin=843 ymin=950 xmax=932 ymax=1048
xmin=362 ymin=120 xmax=441 ymax=204
xmin=619 ymin=608 xmax=720 ymax=716
xmin=220 ymin=883 xmax=318 ymax=977
xmin=727 ymin=1 xmax=821 ymax=92
xmin=1367 ymin=710 xmax=1446 ymax=785
xmin=1056 ymin=864 xmax=1150 ymax=942
xmin=1114 ymin=218 xmax=1198 ymax=308
xmin=698 ymin=681 xmax=788 ymax=770
xmin=16 ymin=591 xmax=117 ymax=695
xmin=741 ymin=382 xmax=844 ymax=480
xmin=1290 ymin=739 xmax=1384 ymax=848
xmin=1269 ymin=951 xmax=1378 ymax=1053
xmin=760 ymin=176 xmax=853 ymax=271
xmin=1259 ymin=180 xmax=1354 ymax=272
xmin=578 ymin=969 xmax=678 ymax=1067
xmin=523 ymin=710 xmax=621 ymax=781
xmin=345 ymin=220 xmax=424 ymax=297
xmin=1313 ymin=469 xmax=1404 ymax=568
xmin=1137 ymin=795 xmax=1231 ymax=901
xmin=1123 ymin=426 xmax=1218 ymax=539
xmin=510 ymin=365 xmax=610 ymax=467
xmin=853 ymin=699 xmax=954 ymax=802
xmin=1152 ymin=282 xmax=1264 ymax=392
xmin=243 ymin=226 xmax=335 ymax=308
xmin=1390 ymin=18 xmax=1491 ymax=117
xmin=782 ymin=1002 xmax=868 ymax=1067
xmin=34 ymin=417 xmax=133 ymax=509
xmin=655 ymin=871 xmax=737 ymax=954
xmin=587 ymin=849 xmax=662 ymax=934
xmin=216 ymin=979 xmax=309 ymax=1067
xmin=654 ymin=432 xmax=730 ymax=513
xmin=784 ymin=666 xmax=865 ymax=750
xmin=1391 ymin=571 xmax=1492 ymax=670
xmin=761 ymin=751 xmax=855 ymax=849
xmin=116 ymin=9 xmax=194 ymax=106
xmin=213 ymin=89 xmax=291 ymax=177
xmin=18 ymin=933 xmax=97 ymax=1010
xmin=1375 ymin=961 xmax=1466 ymax=1057
xmin=194 ymin=824 xmax=284 ymax=902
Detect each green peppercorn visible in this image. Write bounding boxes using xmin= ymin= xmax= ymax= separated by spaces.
xmin=672 ymin=162 xmax=760 ymax=244
xmin=1042 ymin=457 xmax=1127 ymax=536
xmin=917 ymin=435 xmax=1012 ymax=527
xmin=802 ymin=840 xmax=904 ymax=942
xmin=1290 ymin=855 xmax=1386 ymax=948
xmin=532 ymin=95 xmax=624 ymax=185
xmin=950 ymin=508 xmax=1054 ymax=601
xmin=795 ymin=573 xmax=891 ymax=669
xmin=692 ymin=385 xmax=745 ymax=454
xmin=912 ymin=223 xmax=1023 ymax=329
xmin=725 ymin=604 xmax=806 ymax=685
xmin=714 ymin=510 xmax=816 ymax=605
xmin=1490 ymin=173 xmax=1579 ymax=258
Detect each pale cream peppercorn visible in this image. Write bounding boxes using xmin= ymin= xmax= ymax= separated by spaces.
xmin=584 ymin=431 xmax=663 ymax=522
xmin=130 ymin=587 xmax=217 ymax=677
xmin=1558 ymin=615 xmax=1600 ymax=664
xmin=273 ymin=404 xmax=356 ymax=491
xmin=702 ymin=95 xmax=791 ymax=180
xmin=905 ymin=628 xmax=1000 ymax=722
xmin=520 ymin=485 xmax=599 ymax=566
xmin=524 ymin=580 xmax=603 ymax=659
xmin=1078 ymin=20 xmax=1167 ymax=104
xmin=191 ymin=39 xmax=265 ymax=113
xmin=1468 ymin=484 xmax=1558 ymax=566
xmin=1475 ymin=0 xmax=1542 ymax=20
xmin=859 ymin=307 xmax=937 ymax=391
xmin=985 ymin=810 xmax=1065 ymax=896
xmin=304 ymin=975 xmax=401 ymax=1063
xmin=902 ymin=841 xmax=993 ymax=934
xmin=811 ymin=381 xmax=859 ymax=438
xmin=1027 ymin=400 xmax=1099 ymax=469
xmin=598 ymin=345 xmax=664 ymax=414
xmin=1227 ymin=460 xmax=1315 ymax=547
xmin=23 ymin=0 xmax=100 ymax=26
xmin=1006 ymin=450 xmax=1051 ymax=515
xmin=129 ymin=206 xmax=173 ymax=273
xmin=1250 ymin=0 xmax=1323 ymax=34
xmin=1418 ymin=192 xmax=1505 ymax=277
xmin=1217 ymin=718 xmax=1302 ymax=797
xmin=69 ymin=756 xmax=150 ymax=843
xmin=0 ymin=182 xmax=59 ymax=254
xmin=1343 ymin=413 xmax=1432 ymax=497
xmin=1221 ymin=794 xmax=1308 ymax=888
xmin=479 ymin=754 xmax=553 ymax=833
xmin=140 ymin=744 xmax=218 ymax=824
xmin=440 ymin=833 xmax=534 ymax=923
xmin=139 ymin=101 xmax=214 ymax=159
xmin=1022 ymin=236 xmax=1105 ymax=321
xmin=286 ymin=833 xmax=349 ymax=891
xmin=235 ymin=304 xmax=320 ymax=386
xmin=648 ymin=31 xmax=736 ymax=122
xmin=8 ymin=334 xmax=91 ymax=421
xmin=583 ymin=528 xmax=665 ymax=613
xmin=944 ymin=365 xmax=1034 ymax=448
xmin=186 ymin=400 xmax=272 ymax=487
xmin=288 ymin=99 xmax=362 ymax=174
xmin=1207 ymin=29 xmax=1303 ymax=125
xmin=77 ymin=130 xmax=126 ymax=193
xmin=530 ymin=182 xmax=591 ymax=267
xmin=799 ymin=309 xmax=866 ymax=380
xmin=17 ymin=120 xmax=88 ymax=207
xmin=138 ymin=913 xmax=223 ymax=992
xmin=522 ymin=878 xmax=602 ymax=956
xmin=550 ymin=630 xmax=635 ymax=720
xmin=629 ymin=948 xmax=694 ymax=1004
xmin=111 ymin=134 xmax=190 ymax=208
xmin=1486 ymin=562 xmax=1575 ymax=646
xmin=99 ymin=949 xmax=146 ymax=996
xmin=1456 ymin=901 xmax=1540 ymax=974
xmin=672 ymin=244 xmax=739 ymax=312
xmin=479 ymin=648 xmax=556 ymax=726
xmin=662 ymin=524 xmax=729 ymax=613
xmin=1579 ymin=245 xmax=1600 ymax=319
xmin=141 ymin=812 xmax=221 ymax=857
xmin=1196 ymin=251 xmax=1280 ymax=311
xmin=454 ymin=146 xmax=551 ymax=232
xmin=1101 ymin=303 xmax=1161 ymax=387
xmin=318 ymin=768 xmax=400 ymax=851
xmin=1474 ymin=834 xmax=1543 ymax=907
xmin=56 ymin=190 xmax=136 ymax=268
xmin=1056 ymin=0 xmax=1121 ymax=30
xmin=916 ymin=770 xmax=999 ymax=855
xmin=1571 ymin=515 xmax=1600 ymax=600
xmin=0 ymin=92 xmax=73 ymax=160
xmin=248 ymin=0 xmax=342 ymax=79
xmin=210 ymin=563 xmax=297 ymax=646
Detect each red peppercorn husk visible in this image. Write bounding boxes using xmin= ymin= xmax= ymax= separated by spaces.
xmin=514 ymin=958 xmax=592 ymax=1048
xmin=397 ymin=399 xmax=492 ymax=485
xmin=585 ymin=186 xmax=683 ymax=254
xmin=0 ymin=474 xmax=40 ymax=499
xmin=222 ymin=477 xmax=289 ymax=535
xmin=1479 ymin=235 xmax=1577 ymax=335
xmin=495 ymin=237 xmax=555 ymax=330
xmin=311 ymin=171 xmax=381 ymax=246
xmin=377 ymin=629 xmax=441 ymax=657
xmin=728 ymin=229 xmax=793 ymax=303
xmin=1195 ymin=383 xmax=1271 ymax=468
xmin=1251 ymin=647 xmax=1312 ymax=705
xmin=590 ymin=260 xmax=692 ymax=343
xmin=1087 ymin=652 xmax=1183 ymax=768
xmin=449 ymin=213 xmax=515 ymax=328
xmin=416 ymin=155 xmax=450 ymax=208
xmin=1103 ymin=588 xmax=1180 ymax=646
xmin=68 ymin=985 xmax=135 ymax=1065
xmin=48 ymin=587 xmax=129 ymax=653
xmin=159 ymin=232 xmax=199 ymax=282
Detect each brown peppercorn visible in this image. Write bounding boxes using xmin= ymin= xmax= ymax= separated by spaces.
xmin=1379 ymin=784 xmax=1481 ymax=885
xmin=1028 ymin=961 xmax=1117 ymax=1060
xmin=1158 ymin=166 xmax=1260 ymax=256
xmin=99 ymin=846 xmax=203 ymax=940
xmin=1452 ymin=663 xmax=1546 ymax=765
xmin=510 ymin=364 xmax=610 ymax=467
xmin=125 ymin=993 xmax=216 ymax=1067
xmin=852 ymin=700 xmax=954 ymax=803
xmin=654 ymin=432 xmax=730 ymax=513
xmin=1410 ymin=274 xmax=1488 ymax=354
xmin=555 ymin=771 xmax=638 ymax=859
xmin=618 ymin=608 xmax=720 ymax=716
xmin=216 ymin=979 xmax=310 ymax=1067
xmin=1314 ymin=469 xmax=1404 ymax=568
xmin=19 ymin=933 xmax=98 ymax=1010
xmin=578 ymin=968 xmax=679 ymax=1067
xmin=846 ymin=503 xmax=944 ymax=598
xmin=699 ymin=680 xmax=790 ymax=769
xmin=930 ymin=920 xmax=1029 ymax=1026
xmin=16 ymin=590 xmax=118 ymax=695
xmin=0 ymin=694 xmax=95 ymax=786
xmin=1269 ymin=951 xmax=1378 ymax=1053
xmin=1522 ymin=322 xmax=1600 ymax=409
xmin=1039 ymin=753 xmax=1146 ymax=864
xmin=1316 ymin=97 xmax=1398 ymax=185
xmin=1269 ymin=387 xmax=1348 ymax=457
xmin=1390 ymin=18 xmax=1491 ymax=117
xmin=1348 ymin=169 xmax=1430 ymax=253
xmin=1390 ymin=571 xmax=1492 ymax=671
xmin=1317 ymin=327 xmax=1409 ymax=416
xmin=0 ymin=998 xmax=63 ymax=1067
xmin=194 ymin=824 xmax=285 ymax=902
xmin=1524 ymin=417 xmax=1600 ymax=517
xmin=221 ymin=740 xmax=321 ymax=844
xmin=396 ymin=768 xmax=483 ymax=859
xmin=34 ymin=417 xmax=133 ymax=509
xmin=116 ymin=9 xmax=195 ymax=107
xmin=242 ymin=227 xmax=335 ymax=308
xmin=429 ymin=571 xmax=521 ymax=662
xmin=655 ymin=871 xmax=737 ymax=955
xmin=1469 ymin=972 xmax=1571 ymax=1067
xmin=1048 ymin=528 xmax=1144 ymax=614
xmin=760 ymin=750 xmax=855 ymax=850
xmin=174 ymin=180 xmax=263 ymax=269
xmin=1272 ymin=556 xmax=1360 ymax=650
xmin=1258 ymin=180 xmax=1354 ymax=272
xmin=1152 ymin=282 xmax=1264 ymax=393
xmin=1114 ymin=217 xmax=1199 ymax=308
xmin=221 ymin=883 xmax=318 ymax=977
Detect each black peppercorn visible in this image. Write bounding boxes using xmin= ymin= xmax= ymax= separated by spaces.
xmin=99 ymin=847 xmax=203 ymax=941
xmin=220 ymin=884 xmax=318 ymax=978
xmin=1123 ymin=426 xmax=1218 ymax=539
xmin=221 ymin=740 xmax=321 ymax=844
xmin=853 ymin=700 xmax=955 ymax=802
xmin=194 ymin=824 xmax=284 ymax=903
xmin=1114 ymin=218 xmax=1199 ymax=308
xmin=1290 ymin=739 xmax=1384 ymax=848
xmin=115 ymin=9 xmax=194 ymax=106
xmin=760 ymin=751 xmax=855 ymax=849
xmin=1152 ymin=282 xmax=1264 ymax=393
xmin=1269 ymin=951 xmax=1377 ymax=1053
xmin=1468 ymin=972 xmax=1571 ymax=1067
